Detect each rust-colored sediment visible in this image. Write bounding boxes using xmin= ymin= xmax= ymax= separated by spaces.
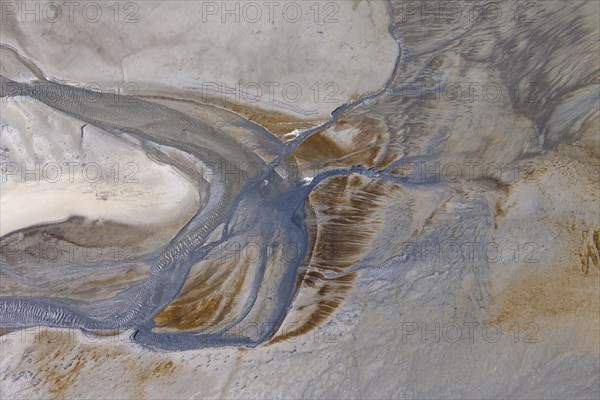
xmin=153 ymin=245 xmax=250 ymax=331
xmin=13 ymin=331 xmax=180 ymax=398
xmin=84 ymin=330 xmax=124 ymax=337
xmin=579 ymin=227 xmax=600 ymax=274
xmin=270 ymin=175 xmax=400 ymax=343
xmin=294 ymin=131 xmax=345 ymax=161
xmin=490 ymin=226 xmax=599 ymax=352
xmin=293 ymin=116 xmax=389 ymax=168
xmin=225 ymin=102 xmax=323 ymax=137
xmin=491 ymin=265 xmax=599 ymax=325
xmin=140 ymin=88 xmax=324 ymax=137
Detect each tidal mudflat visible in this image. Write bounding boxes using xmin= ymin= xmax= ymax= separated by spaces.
xmin=0 ymin=1 xmax=598 ymax=398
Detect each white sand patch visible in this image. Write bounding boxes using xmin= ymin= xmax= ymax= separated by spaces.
xmin=0 ymin=97 xmax=200 ymax=236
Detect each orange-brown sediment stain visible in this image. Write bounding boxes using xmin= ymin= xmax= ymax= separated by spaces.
xmin=490 ymin=226 xmax=599 ymax=353
xmin=270 ymin=175 xmax=401 ymax=343
xmin=14 ymin=330 xmax=182 ymax=398
xmin=153 ymin=245 xmax=250 ymax=331
xmin=294 ymin=117 xmax=389 ymax=169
